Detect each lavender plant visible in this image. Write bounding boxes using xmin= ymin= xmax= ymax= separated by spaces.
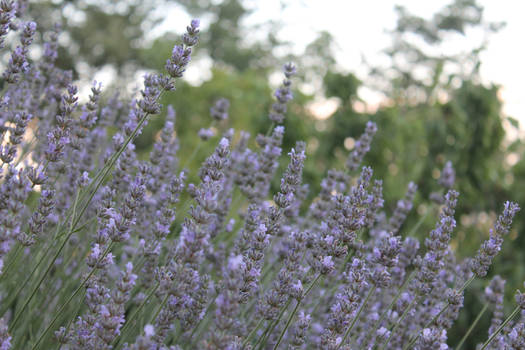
xmin=0 ymin=6 xmax=523 ymax=350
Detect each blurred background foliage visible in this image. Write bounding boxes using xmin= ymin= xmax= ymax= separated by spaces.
xmin=13 ymin=0 xmax=525 ymax=347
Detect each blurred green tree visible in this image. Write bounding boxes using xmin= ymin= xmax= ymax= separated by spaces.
xmin=26 ymin=1 xmax=160 ymax=79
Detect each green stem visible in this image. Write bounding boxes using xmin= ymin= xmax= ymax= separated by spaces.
xmin=0 ymin=244 xmax=21 ymax=282
xmin=307 ymin=246 xmax=355 ymax=317
xmin=403 ymin=275 xmax=475 ymax=350
xmin=257 ymin=299 xmax=291 ymax=350
xmin=10 ymin=237 xmax=72 ymax=330
xmin=14 ymin=135 xmax=38 ymax=166
xmin=369 ymin=271 xmax=415 ymax=342
xmin=9 ymin=187 xmax=82 ymax=329
xmin=0 ymin=239 xmax=54 ymax=317
xmin=181 ymin=142 xmax=202 ymax=170
xmin=55 ymin=289 xmax=87 ymax=350
xmin=253 ymin=320 xmax=272 ymax=350
xmin=265 ymin=122 xmax=275 ymax=137
xmin=339 ymin=285 xmax=376 ymax=349
xmin=180 ymin=120 xmax=216 ymax=170
xmin=69 ymin=190 xmax=80 ymax=233
xmin=273 ymin=300 xmax=300 ymax=350
xmin=479 ymin=305 xmax=521 ymax=350
xmin=456 ymin=303 xmax=488 ymax=350
xmin=407 ymin=206 xmax=432 ymax=237
xmin=272 ymin=273 xmax=322 ymax=350
xmin=379 ymin=297 xmax=418 ymax=350
xmin=242 ymin=319 xmax=264 ymax=348
xmin=189 ymin=293 xmax=219 ymax=341
xmin=80 ymin=97 xmax=161 ymax=202
xmin=70 ymin=217 xmax=97 ymax=234
xmin=113 ymin=282 xmax=160 ymax=347
xmin=170 ymin=325 xmax=182 ymax=346
xmin=29 ymin=242 xmax=115 ymax=350
xmin=1 ymin=199 xmax=73 ymax=319
xmin=150 ymin=293 xmax=170 ymax=329
xmin=72 ymin=108 xmax=151 ymax=231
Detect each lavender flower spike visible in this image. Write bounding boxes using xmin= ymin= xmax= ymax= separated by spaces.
xmin=3 ymin=21 xmax=37 ymax=83
xmin=0 ymin=318 xmax=10 ymax=350
xmin=269 ymin=62 xmax=296 ymax=123
xmin=0 ymin=1 xmax=15 ymax=49
xmin=412 ymin=189 xmax=458 ymax=295
xmin=388 ymin=181 xmax=417 ymax=235
xmin=210 ymin=97 xmax=230 ymax=121
xmin=438 ymin=161 xmax=455 ymax=189
xmin=470 ymin=201 xmax=520 ymax=277
xmin=346 ymin=121 xmax=378 ymax=171
xmin=289 ymin=311 xmax=311 ymax=349
xmin=165 ymin=19 xmax=200 ymax=79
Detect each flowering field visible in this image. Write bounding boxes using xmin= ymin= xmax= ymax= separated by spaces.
xmin=0 ymin=2 xmax=524 ymax=350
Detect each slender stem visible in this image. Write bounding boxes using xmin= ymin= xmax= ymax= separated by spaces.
xmin=150 ymin=293 xmax=170 ymax=329
xmin=80 ymin=96 xmax=161 ymax=202
xmin=10 ymin=233 xmax=75 ymax=330
xmin=181 ymin=142 xmax=202 ymax=170
xmin=0 ymin=244 xmax=21 ymax=282
xmin=170 ymin=325 xmax=182 ymax=345
xmin=9 ymin=187 xmax=81 ymax=328
xmin=55 ymin=289 xmax=87 ymax=350
xmin=379 ymin=297 xmax=417 ymax=350
xmin=70 ymin=217 xmax=97 ymax=234
xmin=273 ymin=299 xmax=300 ymax=350
xmin=456 ymin=303 xmax=488 ymax=350
xmin=69 ymin=190 xmax=80 ymax=233
xmin=257 ymin=299 xmax=291 ymax=350
xmin=0 ymin=238 xmax=54 ymax=318
xmin=479 ymin=305 xmax=521 ymax=350
xmin=180 ymin=120 xmax=216 ymax=170
xmin=407 ymin=206 xmax=432 ymax=237
xmin=72 ymin=109 xmax=151 ymax=231
xmin=29 ymin=242 xmax=115 ymax=350
xmin=265 ymin=122 xmax=275 ymax=137
xmin=370 ymin=271 xmax=415 ymax=340
xmin=113 ymin=282 xmax=160 ymax=347
xmin=253 ymin=320 xmax=273 ymax=350
xmin=63 ymin=92 xmax=162 ymax=247
xmin=272 ymin=273 xmax=322 ymax=350
xmin=14 ymin=134 xmax=38 ymax=166
xmin=403 ymin=275 xmax=475 ymax=350
xmin=340 ymin=285 xmax=376 ymax=349
xmin=242 ymin=318 xmax=264 ymax=347
xmin=2 ymin=203 xmax=74 ymax=319
xmin=189 ymin=293 xmax=219 ymax=341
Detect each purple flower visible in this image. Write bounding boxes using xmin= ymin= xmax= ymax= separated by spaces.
xmin=210 ymin=97 xmax=230 ymax=121
xmin=413 ymin=190 xmax=458 ymax=295
xmin=198 ymin=127 xmax=216 ymax=140
xmin=346 ymin=121 xmax=378 ymax=172
xmin=165 ymin=20 xmax=199 ymax=79
xmin=470 ymin=201 xmax=520 ymax=277
xmin=269 ymin=63 xmax=296 ymax=124
xmin=388 ymin=181 xmax=417 ymax=235
xmin=438 ymin=161 xmax=455 ymax=189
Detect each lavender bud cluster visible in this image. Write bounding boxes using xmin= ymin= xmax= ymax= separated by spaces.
xmin=269 ymin=63 xmax=296 ymax=124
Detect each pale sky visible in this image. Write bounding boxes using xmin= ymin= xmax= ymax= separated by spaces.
xmin=254 ymin=0 xmax=524 ymax=120
xmin=155 ymin=0 xmax=525 ymax=125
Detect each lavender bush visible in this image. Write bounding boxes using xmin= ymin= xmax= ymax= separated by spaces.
xmin=0 ymin=5 xmax=523 ymax=350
